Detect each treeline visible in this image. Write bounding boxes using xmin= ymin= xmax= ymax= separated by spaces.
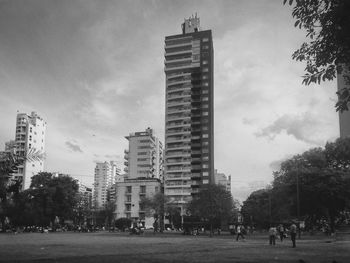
xmin=241 ymin=137 xmax=350 ymax=232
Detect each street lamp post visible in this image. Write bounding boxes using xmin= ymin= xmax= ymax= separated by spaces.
xmin=296 ymin=162 xmax=301 ymax=239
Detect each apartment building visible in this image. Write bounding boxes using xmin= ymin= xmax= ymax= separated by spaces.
xmin=93 ymin=161 xmax=121 ymax=208
xmin=164 ymin=15 xmax=214 ymax=214
xmin=124 ymin=128 xmax=163 ymax=179
xmin=214 ymin=169 xmax=231 ymax=193
xmin=12 ymin=111 xmax=46 ymax=190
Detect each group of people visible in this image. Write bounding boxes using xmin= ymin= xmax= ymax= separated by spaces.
xmin=234 ymin=223 xmax=298 ymax=248
xmin=268 ymin=223 xmax=297 ymax=247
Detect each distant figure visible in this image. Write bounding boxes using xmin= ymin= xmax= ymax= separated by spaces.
xmin=278 ymin=224 xmax=285 ymax=242
xmin=236 ymin=225 xmax=245 ymax=241
xmin=268 ymin=226 xmax=277 ymax=245
xmin=290 ymin=223 xmax=297 ymax=248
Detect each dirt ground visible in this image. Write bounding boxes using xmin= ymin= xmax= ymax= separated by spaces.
xmin=0 ymin=231 xmax=349 ymax=263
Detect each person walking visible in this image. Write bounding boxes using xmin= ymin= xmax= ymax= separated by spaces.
xmin=268 ymin=226 xmax=277 ymax=245
xmin=290 ymin=222 xmax=297 ymax=248
xmin=236 ymin=225 xmax=245 ymax=241
xmin=278 ymin=224 xmax=285 ymax=242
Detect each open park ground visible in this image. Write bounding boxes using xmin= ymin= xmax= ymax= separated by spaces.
xmin=0 ymin=231 xmax=349 ymax=263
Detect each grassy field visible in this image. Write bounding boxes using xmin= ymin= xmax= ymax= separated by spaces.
xmin=0 ymin=231 xmax=349 ymax=263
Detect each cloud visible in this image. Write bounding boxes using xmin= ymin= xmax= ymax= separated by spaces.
xmin=65 ymin=141 xmax=83 ymax=153
xmin=104 ymin=154 xmax=122 ymax=160
xmin=255 ymin=113 xmax=328 ymax=145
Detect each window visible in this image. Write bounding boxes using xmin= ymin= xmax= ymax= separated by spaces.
xmin=203 ymin=134 xmax=209 ymax=138
xmin=202 ymin=60 xmax=208 ymax=65
xmin=202 ymin=90 xmax=209 ymax=94
xmin=126 ymin=186 xmax=132 ymax=193
xmin=138 ymin=146 xmax=150 ymax=149
xmin=138 ymin=152 xmax=147 ymax=155
xmin=29 ymin=136 xmax=32 ymax=141
xmin=203 ymin=179 xmax=209 ymax=184
xmin=203 ymin=82 xmax=209 ymax=86
xmin=203 ymin=67 xmax=209 ymax=72
xmin=203 ymin=112 xmax=208 ymax=116
xmin=203 ymin=45 xmax=209 ymax=50
xmin=125 ymin=204 xmax=131 ymax=211
xmin=202 ymin=38 xmax=209 ymax=42
xmin=29 ymin=144 xmax=31 ymax=148
xmin=139 ymin=139 xmax=149 ymax=143
xmin=203 ymin=172 xmax=209 ymax=176
xmin=202 ymin=97 xmax=209 ymax=101
xmin=140 ymin=185 xmax=146 ymax=193
xmin=203 ymin=164 xmax=208 ymax=168
xmin=202 ymin=104 xmax=209 ymax=108
xmin=126 ymin=195 xmax=131 ymax=202
xmin=202 ymin=141 xmax=209 ymax=146
xmin=202 ymin=75 xmax=208 ymax=80
xmin=137 ymin=158 xmax=147 ymax=161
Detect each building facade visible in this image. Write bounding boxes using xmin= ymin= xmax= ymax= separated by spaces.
xmin=114 ymin=178 xmax=161 ymax=228
xmin=12 ymin=111 xmax=46 ymax=190
xmin=93 ymin=161 xmax=121 ymax=208
xmin=164 ymin=15 xmax=214 ymax=214
xmin=124 ymin=128 xmax=163 ymax=179
xmin=214 ymin=169 xmax=231 ymax=193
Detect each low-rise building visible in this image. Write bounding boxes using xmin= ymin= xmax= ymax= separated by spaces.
xmin=115 ymin=177 xmax=161 ymax=228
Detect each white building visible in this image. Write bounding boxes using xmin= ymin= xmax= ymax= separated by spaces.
xmin=114 ymin=177 xmax=161 ymax=228
xmin=12 ymin=111 xmax=46 ymax=190
xmin=93 ymin=161 xmax=121 ymax=208
xmin=124 ymin=128 xmax=163 ymax=179
xmin=214 ymin=169 xmax=231 ymax=193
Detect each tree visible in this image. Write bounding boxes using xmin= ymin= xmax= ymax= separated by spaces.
xmin=284 ymin=0 xmax=350 ymax=112
xmin=187 ymin=184 xmax=236 ymax=236
xmin=25 ymin=172 xmax=79 ymax=227
xmin=0 ymin=150 xmax=44 ymax=231
xmin=140 ymin=192 xmax=168 ymax=232
xmin=241 ymin=188 xmax=275 ymax=228
xmin=271 ymin=146 xmax=350 ymax=232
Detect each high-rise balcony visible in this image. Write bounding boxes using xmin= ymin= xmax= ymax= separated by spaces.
xmin=165 ymin=57 xmax=192 ymax=64
xmin=164 ymin=41 xmax=192 ymax=50
xmin=165 ymin=36 xmax=192 ymax=46
xmin=167 ymin=79 xmax=191 ymax=87
xmin=167 ymin=72 xmax=191 ymax=80
xmin=167 ymin=100 xmax=191 ymax=108
xmin=167 ymin=107 xmax=191 ymax=114
xmin=164 ymin=49 xmax=192 ymax=57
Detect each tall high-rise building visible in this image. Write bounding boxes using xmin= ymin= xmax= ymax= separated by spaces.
xmin=164 ymin=15 xmax=214 ymax=214
xmin=12 ymin=111 xmax=46 ymax=190
xmin=93 ymin=161 xmax=121 ymax=208
xmin=124 ymin=128 xmax=163 ymax=179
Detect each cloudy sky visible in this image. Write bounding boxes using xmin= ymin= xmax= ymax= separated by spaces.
xmin=0 ymin=0 xmax=339 ymax=201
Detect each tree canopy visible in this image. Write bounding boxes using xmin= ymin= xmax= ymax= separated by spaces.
xmin=187 ymin=184 xmax=237 ymax=234
xmin=242 ymin=137 xmax=350 ymax=232
xmin=284 ymin=0 xmax=350 ymax=112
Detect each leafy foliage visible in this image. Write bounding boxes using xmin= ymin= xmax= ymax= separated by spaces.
xmin=187 ymin=184 xmax=236 ymax=233
xmin=284 ymin=0 xmax=350 ymax=112
xmin=5 ymin=172 xmax=80 ymax=227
